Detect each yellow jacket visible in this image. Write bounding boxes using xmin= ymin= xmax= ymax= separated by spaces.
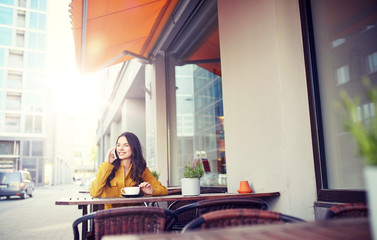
xmin=90 ymin=162 xmax=168 ymax=209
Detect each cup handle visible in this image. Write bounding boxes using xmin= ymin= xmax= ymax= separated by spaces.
xmin=120 ymin=188 xmax=126 ymax=195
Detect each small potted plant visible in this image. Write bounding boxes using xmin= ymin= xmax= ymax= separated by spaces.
xmin=181 ymin=161 xmax=205 ymax=196
xmin=340 ymin=76 xmax=377 ymax=239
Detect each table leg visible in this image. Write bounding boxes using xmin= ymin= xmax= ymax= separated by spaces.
xmin=78 ymin=205 xmax=88 ymax=240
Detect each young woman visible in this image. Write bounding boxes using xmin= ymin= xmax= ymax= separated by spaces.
xmin=90 ymin=132 xmax=168 ymax=209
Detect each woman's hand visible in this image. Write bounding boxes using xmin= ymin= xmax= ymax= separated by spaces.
xmin=139 ymin=182 xmax=153 ymax=195
xmin=106 ymin=147 xmax=117 ymax=164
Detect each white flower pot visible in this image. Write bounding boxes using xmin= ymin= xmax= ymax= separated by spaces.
xmin=181 ymin=178 xmax=200 ymax=196
xmin=365 ymin=166 xmax=377 ymax=240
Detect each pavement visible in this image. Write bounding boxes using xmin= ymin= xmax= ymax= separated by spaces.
xmin=0 ymin=183 xmax=87 ymax=240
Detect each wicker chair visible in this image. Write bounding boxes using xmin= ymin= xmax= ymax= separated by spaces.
xmin=181 ymin=208 xmax=305 ymax=232
xmin=325 ymin=203 xmax=368 ymax=219
xmin=169 ymin=198 xmax=268 ymax=231
xmin=72 ymin=206 xmax=177 ymax=240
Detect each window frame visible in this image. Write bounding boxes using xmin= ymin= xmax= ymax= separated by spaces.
xmin=298 ymin=0 xmax=366 ymax=203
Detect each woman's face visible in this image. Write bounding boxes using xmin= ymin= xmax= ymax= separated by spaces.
xmin=116 ymin=136 xmax=133 ymax=160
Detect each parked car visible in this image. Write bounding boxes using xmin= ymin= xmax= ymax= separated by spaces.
xmin=0 ymin=171 xmax=34 ymax=199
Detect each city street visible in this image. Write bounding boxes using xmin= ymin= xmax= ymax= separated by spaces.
xmin=0 ymin=184 xmax=84 ymax=240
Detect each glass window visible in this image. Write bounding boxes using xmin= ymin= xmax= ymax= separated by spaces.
xmin=168 ymin=1 xmax=225 ymax=187
xmin=28 ymin=32 xmax=45 ymax=50
xmin=307 ymin=0 xmax=377 ymax=193
xmin=26 ymin=51 xmax=44 ymax=70
xmin=22 ymin=92 xmax=44 ymax=112
xmin=8 ymin=50 xmax=23 ymax=68
xmin=367 ymin=51 xmax=377 ymax=74
xmin=0 ymin=27 xmax=12 ymax=46
xmin=0 ymin=7 xmax=13 ymax=25
xmin=18 ymin=0 xmax=26 ymax=8
xmin=22 ymin=141 xmax=30 ymax=156
xmin=25 ymin=114 xmax=33 ymax=133
xmin=7 ymin=71 xmax=22 ymax=89
xmin=5 ymin=114 xmax=20 ymax=132
xmin=22 ymin=158 xmax=36 ymax=169
xmin=0 ymin=0 xmax=14 ymax=5
xmin=29 ymin=12 xmax=46 ymax=30
xmin=17 ymin=10 xmax=25 ymax=28
xmin=32 ymin=141 xmax=43 ymax=156
xmin=0 ymin=70 xmax=3 ymax=89
xmin=0 ymin=141 xmax=13 ymax=154
xmin=30 ymin=0 xmax=47 ymax=11
xmin=16 ymin=31 xmax=24 ymax=47
xmin=6 ymin=92 xmax=21 ymax=110
xmin=34 ymin=115 xmax=42 ymax=133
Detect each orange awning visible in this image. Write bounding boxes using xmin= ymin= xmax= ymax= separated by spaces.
xmin=69 ymin=0 xmax=179 ymax=73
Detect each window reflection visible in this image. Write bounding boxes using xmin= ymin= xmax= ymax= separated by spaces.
xmin=174 ymin=64 xmax=226 ymax=186
xmin=310 ymin=0 xmax=377 ymax=189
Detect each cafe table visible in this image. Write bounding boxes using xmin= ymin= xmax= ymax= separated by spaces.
xmin=101 ymin=217 xmax=371 ymax=240
xmin=57 ymin=191 xmax=279 ymax=240
xmin=56 ymin=191 xmax=280 ymax=216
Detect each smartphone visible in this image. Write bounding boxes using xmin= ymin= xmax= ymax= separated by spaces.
xmin=113 ymin=150 xmax=119 ymax=159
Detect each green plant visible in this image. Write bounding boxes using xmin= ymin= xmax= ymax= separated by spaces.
xmin=183 ymin=162 xmax=205 ymax=178
xmin=151 ymin=170 xmax=160 ymax=180
xmin=339 ymin=76 xmax=377 ymax=166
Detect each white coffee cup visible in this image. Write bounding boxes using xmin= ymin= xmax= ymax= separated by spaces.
xmin=120 ymin=186 xmax=140 ymax=195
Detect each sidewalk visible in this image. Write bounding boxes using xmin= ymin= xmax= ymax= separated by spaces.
xmin=0 ymin=183 xmax=86 ymax=240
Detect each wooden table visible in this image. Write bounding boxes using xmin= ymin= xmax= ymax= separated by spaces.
xmin=56 ymin=192 xmax=280 ymax=216
xmin=58 ymin=191 xmax=279 ymax=240
xmin=101 ymin=217 xmax=371 ymax=240
xmin=78 ymin=186 xmax=223 ymax=195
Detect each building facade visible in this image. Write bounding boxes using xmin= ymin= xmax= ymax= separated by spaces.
xmin=0 ymin=0 xmax=78 ymax=185
xmin=74 ymin=0 xmax=376 ymax=220
xmin=0 ymin=0 xmax=49 ymax=185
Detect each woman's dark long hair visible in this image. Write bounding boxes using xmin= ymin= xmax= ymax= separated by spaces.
xmin=106 ymin=132 xmax=146 ymax=187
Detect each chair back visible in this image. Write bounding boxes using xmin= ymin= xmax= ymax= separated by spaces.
xmin=197 ymin=197 xmax=268 ymax=214
xmin=94 ymin=206 xmax=177 ymax=239
xmin=182 ymin=208 xmax=305 ymax=232
xmin=169 ymin=197 xmax=267 ymax=231
xmin=73 ymin=206 xmax=177 ymax=240
xmin=325 ymin=203 xmax=368 ymax=219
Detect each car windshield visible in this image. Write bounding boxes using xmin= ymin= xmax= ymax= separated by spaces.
xmin=0 ymin=172 xmax=20 ymax=184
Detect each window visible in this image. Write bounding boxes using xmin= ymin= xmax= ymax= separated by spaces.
xmin=7 ymin=71 xmax=22 ymax=89
xmin=0 ymin=141 xmax=14 ymax=154
xmin=22 ymin=141 xmax=30 ymax=156
xmin=0 ymin=27 xmax=12 ymax=46
xmin=167 ymin=1 xmax=225 ymax=186
xmin=9 ymin=50 xmax=23 ymax=68
xmin=6 ymin=92 xmax=21 ymax=110
xmin=26 ymin=51 xmax=44 ymax=70
xmin=25 ymin=115 xmax=42 ymax=133
xmin=28 ymin=32 xmax=45 ymax=50
xmin=32 ymin=141 xmax=43 ymax=156
xmin=0 ymin=7 xmax=13 ymax=25
xmin=17 ymin=10 xmax=25 ymax=28
xmin=5 ymin=114 xmax=21 ymax=132
xmin=29 ymin=12 xmax=46 ymax=30
xmin=30 ymin=0 xmax=47 ymax=11
xmin=16 ymin=30 xmax=25 ymax=48
xmin=0 ymin=0 xmax=14 ymax=6
xmin=300 ymin=0 xmax=376 ymax=202
xmin=18 ymin=0 xmax=26 ymax=8
xmin=336 ymin=65 xmax=350 ymax=85
xmin=367 ymin=51 xmax=377 ymax=74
